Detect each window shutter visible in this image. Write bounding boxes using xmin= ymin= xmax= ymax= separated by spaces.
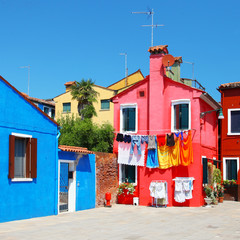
xmin=9 ymin=135 xmax=15 ymax=178
xmin=31 ymin=138 xmax=37 ymax=178
xmin=26 ymin=138 xmax=31 ymax=178
xmin=202 ymin=158 xmax=208 ymax=184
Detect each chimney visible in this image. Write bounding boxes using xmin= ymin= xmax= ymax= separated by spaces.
xmin=64 ymin=81 xmax=76 ymax=92
xmin=171 ymin=56 xmax=182 ymax=83
xmin=148 ymin=45 xmax=168 ymax=133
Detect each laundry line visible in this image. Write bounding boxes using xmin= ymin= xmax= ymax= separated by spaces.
xmin=113 ymin=129 xmax=196 ymax=134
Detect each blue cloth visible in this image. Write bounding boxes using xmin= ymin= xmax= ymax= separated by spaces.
xmin=146 ymin=149 xmax=159 ymax=168
xmin=174 ymin=132 xmax=183 ymax=140
xmin=141 ymin=135 xmax=149 ymax=144
xmin=130 ymin=135 xmax=141 ymax=155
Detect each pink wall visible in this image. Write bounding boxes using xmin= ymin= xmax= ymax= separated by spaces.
xmin=113 ymin=50 xmax=218 ymax=207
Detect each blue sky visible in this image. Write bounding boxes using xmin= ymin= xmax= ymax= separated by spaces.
xmin=0 ymin=0 xmax=239 ymax=102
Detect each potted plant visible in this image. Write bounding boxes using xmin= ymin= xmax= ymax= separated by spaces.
xmin=217 ymin=183 xmax=224 ymax=203
xmin=117 ymin=183 xmax=136 ymax=205
xmin=204 ymin=185 xmax=215 ymax=207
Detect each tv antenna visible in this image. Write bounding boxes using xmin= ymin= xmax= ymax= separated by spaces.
xmin=132 ymin=8 xmax=164 ymax=47
xmin=120 ymin=53 xmax=128 ymax=87
xmin=20 ymin=65 xmax=30 ymax=96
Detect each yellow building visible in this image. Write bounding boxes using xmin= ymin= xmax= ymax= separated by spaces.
xmin=53 ymin=69 xmax=144 ymax=126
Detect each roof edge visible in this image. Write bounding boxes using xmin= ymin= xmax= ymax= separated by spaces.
xmin=0 ymin=75 xmax=59 ymax=126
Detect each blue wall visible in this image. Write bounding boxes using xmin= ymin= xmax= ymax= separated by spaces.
xmin=58 ymin=151 xmax=96 ymax=211
xmin=0 ymin=79 xmax=58 ymax=223
xmin=76 ymin=154 xmax=96 ymax=211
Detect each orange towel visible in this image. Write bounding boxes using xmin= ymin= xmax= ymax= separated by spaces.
xmin=180 ymin=130 xmax=193 ymax=166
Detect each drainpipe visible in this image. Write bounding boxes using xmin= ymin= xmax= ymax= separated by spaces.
xmin=55 ymin=126 xmax=62 ymax=215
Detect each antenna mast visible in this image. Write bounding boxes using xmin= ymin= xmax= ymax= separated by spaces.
xmin=120 ymin=53 xmax=128 ymax=87
xmin=132 ymin=8 xmax=164 ymax=46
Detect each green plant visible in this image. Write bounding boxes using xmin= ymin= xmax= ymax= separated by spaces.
xmin=217 ymin=183 xmax=224 ymax=197
xmin=118 ymin=183 xmax=135 ymax=195
xmin=58 ymin=115 xmax=115 ymax=153
xmin=204 ymin=185 xmax=216 ymax=202
xmin=213 ymin=168 xmax=222 ymax=184
xmin=223 ymin=179 xmax=237 ymax=186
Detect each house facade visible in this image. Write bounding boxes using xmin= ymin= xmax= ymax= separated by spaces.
xmin=218 ymin=82 xmax=240 ymax=182
xmin=53 ymin=70 xmax=144 ymax=126
xmin=0 ymin=76 xmax=59 ymax=223
xmin=112 ymin=45 xmax=220 ymax=207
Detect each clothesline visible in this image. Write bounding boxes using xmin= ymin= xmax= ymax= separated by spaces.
xmin=113 ymin=129 xmax=196 ymax=133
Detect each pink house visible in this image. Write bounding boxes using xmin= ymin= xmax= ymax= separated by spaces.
xmin=112 ymin=45 xmax=221 ymax=207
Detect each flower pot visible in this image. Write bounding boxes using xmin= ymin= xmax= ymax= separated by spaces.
xmin=218 ymin=196 xmax=224 ymax=203
xmin=204 ymin=197 xmax=212 ymax=207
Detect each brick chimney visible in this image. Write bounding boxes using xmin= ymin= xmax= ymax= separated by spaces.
xmin=64 ymin=81 xmax=76 ymax=92
xmin=148 ymin=45 xmax=168 ymax=133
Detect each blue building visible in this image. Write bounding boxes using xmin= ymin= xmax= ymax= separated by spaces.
xmin=0 ymin=76 xmax=59 ymax=223
xmin=58 ymin=145 xmax=96 ymax=213
xmin=23 ymin=93 xmax=55 ymax=119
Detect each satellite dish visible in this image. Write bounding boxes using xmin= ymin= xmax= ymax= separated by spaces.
xmin=162 ymin=54 xmax=175 ymax=67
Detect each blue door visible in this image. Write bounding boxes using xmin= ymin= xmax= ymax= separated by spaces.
xmin=76 ymin=154 xmax=96 ymax=211
xmin=59 ymin=162 xmax=69 ymax=212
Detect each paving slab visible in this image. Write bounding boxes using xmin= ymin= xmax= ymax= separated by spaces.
xmin=0 ymin=201 xmax=240 ymax=240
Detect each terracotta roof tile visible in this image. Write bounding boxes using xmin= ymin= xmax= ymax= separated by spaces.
xmin=58 ymin=145 xmax=94 ymax=154
xmin=64 ymin=81 xmax=76 ymax=86
xmin=174 ymin=56 xmax=183 ymax=63
xmin=22 ymin=94 xmax=55 ymax=107
xmin=218 ymin=82 xmax=240 ymax=90
xmin=148 ymin=45 xmax=168 ymax=54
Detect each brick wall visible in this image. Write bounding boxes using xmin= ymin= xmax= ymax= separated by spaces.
xmin=95 ymin=152 xmax=118 ymax=206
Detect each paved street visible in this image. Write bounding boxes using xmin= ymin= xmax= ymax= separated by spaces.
xmin=0 ymin=201 xmax=240 ymax=240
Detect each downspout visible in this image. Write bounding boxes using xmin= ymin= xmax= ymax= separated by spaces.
xmin=55 ymin=126 xmax=61 ymax=215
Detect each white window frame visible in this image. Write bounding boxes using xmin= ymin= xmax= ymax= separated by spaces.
xmin=120 ymin=103 xmax=138 ymax=134
xmin=227 ymin=108 xmax=240 ymax=135
xmin=171 ymin=99 xmax=191 ymax=132
xmin=223 ymin=157 xmax=239 ymax=180
xmin=119 ymin=164 xmax=137 ymax=186
xmin=11 ymin=132 xmax=33 ymax=182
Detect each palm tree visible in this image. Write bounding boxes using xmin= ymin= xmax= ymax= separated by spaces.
xmin=70 ymin=79 xmax=99 ymax=119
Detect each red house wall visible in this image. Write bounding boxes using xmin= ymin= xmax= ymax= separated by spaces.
xmin=113 ymin=49 xmax=219 ymax=207
xmin=220 ymin=88 xmax=240 ymax=180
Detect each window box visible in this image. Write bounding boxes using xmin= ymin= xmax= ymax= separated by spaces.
xmin=117 ymin=186 xmax=139 ymax=205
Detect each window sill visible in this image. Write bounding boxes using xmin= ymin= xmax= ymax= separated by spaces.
xmin=227 ymin=132 xmax=240 ymax=136
xmin=62 ymin=112 xmax=71 ymax=114
xmin=11 ymin=178 xmax=33 ymax=182
xmin=100 ymin=109 xmax=110 ymax=111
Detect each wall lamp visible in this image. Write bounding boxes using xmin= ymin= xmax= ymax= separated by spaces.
xmin=200 ymin=108 xmax=224 ymax=120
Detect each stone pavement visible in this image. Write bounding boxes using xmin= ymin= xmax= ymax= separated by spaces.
xmin=0 ymin=201 xmax=240 ymax=240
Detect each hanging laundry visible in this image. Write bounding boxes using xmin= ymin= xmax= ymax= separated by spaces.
xmin=168 ymin=137 xmax=180 ymax=167
xmin=123 ymin=134 xmax=131 ymax=143
xmin=118 ymin=142 xmax=145 ymax=166
xmin=148 ymin=135 xmax=157 ymax=149
xmin=180 ymin=130 xmax=193 ymax=166
xmin=149 ymin=181 xmax=168 ymax=206
xmin=157 ymin=134 xmax=166 ymax=147
xmin=157 ymin=144 xmax=171 ymax=169
xmin=141 ymin=135 xmax=149 ymax=144
xmin=130 ymin=135 xmax=141 ymax=155
xmin=174 ymin=131 xmax=183 ymax=140
xmin=146 ymin=149 xmax=159 ymax=168
xmin=116 ymin=133 xmax=124 ymax=142
xmin=166 ymin=133 xmax=175 ymax=147
xmin=174 ymin=177 xmax=194 ymax=203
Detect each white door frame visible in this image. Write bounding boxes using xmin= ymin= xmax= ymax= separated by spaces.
xmin=58 ymin=160 xmax=76 ymax=214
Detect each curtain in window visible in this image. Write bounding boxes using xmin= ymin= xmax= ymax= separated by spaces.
xmin=231 ymin=111 xmax=240 ymax=133
xmin=123 ymin=108 xmax=136 ymax=131
xmin=14 ymin=138 xmax=26 ymax=178
xmin=226 ymin=159 xmax=237 ymax=180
